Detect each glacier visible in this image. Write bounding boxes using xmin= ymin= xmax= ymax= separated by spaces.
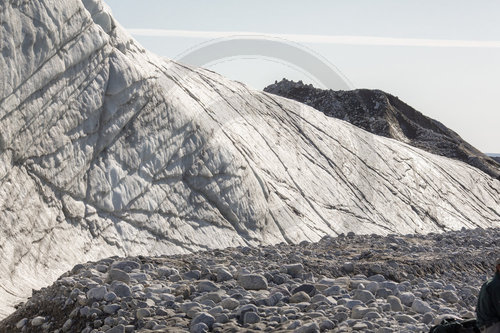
xmin=0 ymin=0 xmax=499 ymax=318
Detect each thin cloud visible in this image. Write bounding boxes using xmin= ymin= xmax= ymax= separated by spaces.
xmin=127 ymin=29 xmax=500 ymax=48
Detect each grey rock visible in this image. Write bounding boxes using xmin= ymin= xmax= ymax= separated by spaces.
xmin=395 ymin=314 xmax=417 ymax=323
xmin=104 ymin=304 xmax=121 ymax=315
xmin=87 ymin=286 xmax=107 ymax=300
xmin=107 ymin=269 xmax=130 ymax=284
xmin=398 ymin=292 xmax=415 ymax=307
xmin=216 ymin=268 xmax=233 ymax=282
xmin=353 ymin=289 xmax=375 ymax=303
xmin=422 ymin=312 xmax=435 ymax=325
xmin=184 ymin=270 xmax=201 ymax=280
xmin=351 ymin=306 xmax=371 ymax=319
xmin=136 ymin=308 xmax=151 ymax=319
xmin=411 ymin=299 xmax=433 ymax=314
xmin=295 ymin=322 xmax=319 ymax=333
xmin=62 ymin=319 xmax=73 ymax=332
xmin=238 ymin=304 xmax=258 ymax=319
xmin=387 ymin=296 xmax=404 ymax=312
xmin=292 ymin=284 xmax=316 ymax=297
xmin=221 ymin=298 xmax=240 ymax=310
xmin=104 ymin=292 xmax=117 ymax=302
xmin=191 ymin=312 xmax=215 ymax=329
xmin=323 ymin=285 xmax=342 ymax=296
xmin=287 ymin=320 xmax=302 ymax=330
xmin=112 ymin=283 xmax=131 ymax=298
xmin=16 ymin=318 xmax=28 ymax=329
xmin=290 ymin=291 xmax=311 ymax=303
xmin=106 ymin=324 xmax=125 ymax=333
xmin=319 ymin=319 xmax=336 ymax=331
xmin=238 ymin=274 xmax=268 ymax=290
xmin=190 ymin=323 xmax=208 ymax=333
xmin=285 ymin=263 xmax=304 ymax=277
xmin=345 ymin=300 xmax=364 ymax=309
xmin=112 ymin=261 xmax=140 ymax=272
xmin=31 ymin=316 xmax=45 ymax=327
xmin=440 ymin=291 xmax=460 ymax=303
xmin=267 ymin=292 xmax=284 ymax=306
xmin=181 ymin=302 xmax=202 ymax=313
xmin=197 ymin=280 xmax=219 ymax=293
xmin=352 ymin=322 xmax=368 ymax=331
xmin=243 ymin=311 xmax=260 ymax=325
xmin=376 ymin=288 xmax=392 ymax=299
xmin=200 ymin=292 xmax=222 ymax=303
xmin=215 ymin=313 xmax=229 ymax=324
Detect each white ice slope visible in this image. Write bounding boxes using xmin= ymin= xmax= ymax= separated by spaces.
xmin=0 ymin=0 xmax=499 ymax=318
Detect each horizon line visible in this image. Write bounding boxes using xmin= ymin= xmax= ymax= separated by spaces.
xmin=127 ymin=28 xmax=500 ymax=48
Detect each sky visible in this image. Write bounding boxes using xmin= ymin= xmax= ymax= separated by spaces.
xmin=104 ymin=0 xmax=500 ymax=153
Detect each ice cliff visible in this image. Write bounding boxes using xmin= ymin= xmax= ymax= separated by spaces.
xmin=0 ymin=0 xmax=499 ymax=318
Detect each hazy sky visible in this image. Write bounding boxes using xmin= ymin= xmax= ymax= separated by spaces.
xmin=104 ymin=0 xmax=500 ymax=153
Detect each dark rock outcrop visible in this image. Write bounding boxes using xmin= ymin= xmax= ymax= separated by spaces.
xmin=264 ymin=79 xmax=500 ymax=180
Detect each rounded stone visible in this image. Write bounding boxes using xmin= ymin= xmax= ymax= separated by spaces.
xmin=285 ymin=263 xmax=303 ymax=277
xmin=197 ymin=280 xmax=219 ymax=292
xmin=397 ymin=292 xmax=415 ymax=307
xmin=221 ymin=298 xmax=240 ymax=310
xmin=216 ymin=268 xmax=233 ymax=282
xmin=136 ymin=308 xmax=151 ymax=319
xmin=243 ymin=311 xmax=261 ymax=325
xmin=87 ymin=286 xmax=107 ymax=300
xmin=440 ymin=291 xmax=460 ymax=303
xmin=292 ymin=284 xmax=316 ymax=297
xmin=190 ymin=323 xmax=208 ymax=333
xmin=16 ymin=318 xmax=28 ymax=329
xmin=319 ymin=319 xmax=335 ymax=331
xmin=107 ymin=269 xmax=130 ymax=284
xmin=267 ymin=292 xmax=284 ymax=306
xmin=238 ymin=274 xmax=268 ymax=290
xmin=31 ymin=316 xmax=45 ymax=327
xmin=104 ymin=292 xmax=117 ymax=302
xmin=113 ymin=283 xmax=131 ymax=298
xmin=353 ymin=289 xmax=375 ymax=303
xmin=411 ymin=299 xmax=433 ymax=314
xmin=200 ymin=292 xmax=222 ymax=303
xmin=191 ymin=312 xmax=215 ymax=330
xmin=351 ymin=306 xmax=371 ymax=319
xmin=290 ymin=291 xmax=311 ymax=303
xmin=62 ymin=319 xmax=73 ymax=332
xmin=387 ymin=295 xmax=404 ymax=312
xmin=105 ymin=324 xmax=125 ymax=333
xmin=295 ymin=322 xmax=320 ymax=333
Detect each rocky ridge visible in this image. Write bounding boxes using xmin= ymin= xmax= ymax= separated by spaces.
xmin=0 ymin=227 xmax=496 ymax=333
xmin=264 ymin=79 xmax=500 ymax=180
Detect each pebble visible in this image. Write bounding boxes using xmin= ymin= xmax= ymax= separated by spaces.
xmin=238 ymin=274 xmax=268 ymax=290
xmin=5 ymin=228 xmax=496 ymax=333
xmin=191 ymin=312 xmax=215 ymax=329
xmin=285 ymin=263 xmax=304 ymax=277
xmin=87 ymin=286 xmax=107 ymax=300
xmin=31 ymin=316 xmax=45 ymax=327
xmin=290 ymin=291 xmax=311 ymax=303
xmin=243 ymin=311 xmax=260 ymax=324
xmin=221 ymin=297 xmax=240 ymax=310
xmin=16 ymin=318 xmax=28 ymax=329
xmin=107 ymin=269 xmax=130 ymax=284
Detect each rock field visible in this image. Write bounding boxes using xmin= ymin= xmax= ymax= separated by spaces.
xmin=1 ymin=227 xmax=497 ymax=333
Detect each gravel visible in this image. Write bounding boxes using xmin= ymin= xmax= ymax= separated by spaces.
xmin=1 ymin=227 xmax=498 ymax=332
